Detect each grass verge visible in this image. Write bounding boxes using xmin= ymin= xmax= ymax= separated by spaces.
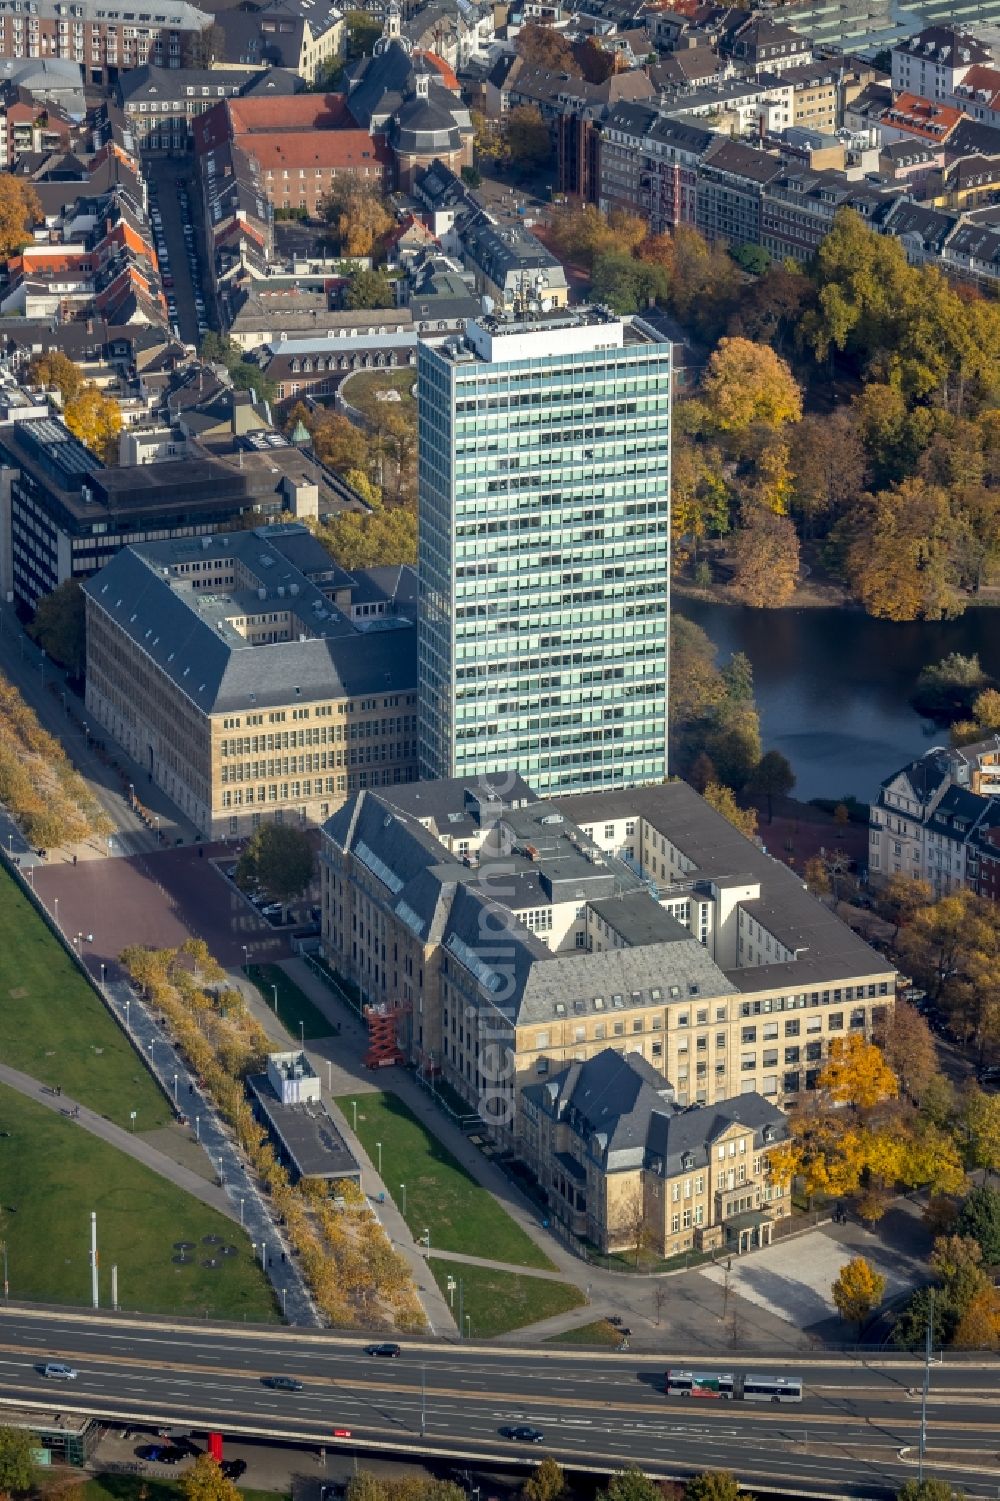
xmin=0 ymin=868 xmax=169 ymax=1128
xmin=336 ymin=1090 xmax=554 ymax=1270
xmin=0 ymin=1083 xmax=276 ymax=1321
xmin=41 ymin=1479 xmax=288 ymax=1501
xmin=247 ymin=962 xmax=334 ymax=1040
xmin=427 ymin=1258 xmax=585 ymax=1338
xmin=546 ymin=1318 xmax=622 ymax=1346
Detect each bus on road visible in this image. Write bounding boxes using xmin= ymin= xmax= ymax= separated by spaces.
xmin=665 ymin=1371 xmax=803 ymax=1403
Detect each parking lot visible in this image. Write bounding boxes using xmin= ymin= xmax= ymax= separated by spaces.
xmin=147 ymin=157 xmax=210 ymax=346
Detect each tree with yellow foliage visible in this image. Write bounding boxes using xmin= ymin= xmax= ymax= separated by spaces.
xmin=322 ymin=184 xmax=394 ymax=258
xmin=28 ymin=350 xmax=82 ymax=406
xmin=701 ymin=338 xmax=803 ymax=434
xmin=0 ymin=174 xmax=41 ymax=258
xmin=702 ymin=782 xmax=757 ymax=840
xmin=951 ymin=1283 xmax=1000 ymax=1350
xmin=181 ymin=1455 xmax=241 ymax=1501
xmin=818 ymin=1034 xmax=899 ymax=1112
xmin=832 ymin=1255 xmax=885 ymax=1333
xmin=63 ymin=383 xmax=121 ymax=464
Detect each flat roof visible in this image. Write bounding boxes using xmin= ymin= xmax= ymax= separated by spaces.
xmin=248 ymin=1074 xmax=360 ymax=1181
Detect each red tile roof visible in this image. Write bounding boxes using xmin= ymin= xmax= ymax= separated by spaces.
xmin=884 ymin=92 xmax=963 ymax=141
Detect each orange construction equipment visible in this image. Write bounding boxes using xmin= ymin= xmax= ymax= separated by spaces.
xmin=363 ymin=1002 xmax=407 ymax=1068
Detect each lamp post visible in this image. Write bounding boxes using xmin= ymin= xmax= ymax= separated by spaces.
xmin=1 ymin=1239 xmax=8 ymax=1300
xmin=351 ymin=1099 xmax=357 ymax=1132
xmin=420 ymin=1363 xmax=426 ymax=1439
xmin=239 ymin=1197 xmax=245 ymax=1226
xmin=271 ymin=984 xmax=278 ymax=1013
xmin=124 ymin=998 xmax=130 ymax=1032
xmin=299 ymin=1019 xmax=305 ymax=1047
xmin=259 ymin=1241 xmax=267 ymax=1270
xmin=195 ymin=1115 xmax=200 ymax=1141
xmin=376 ymin=1141 xmax=382 ymax=1178
xmin=53 ymin=896 xmax=59 ymax=929
xmin=172 ymin=1073 xmax=178 ymax=1104
xmin=399 ymin=1183 xmax=407 ymax=1217
xmin=147 ymin=1038 xmax=154 ymax=1065
xmin=465 ymin=1315 xmax=471 ymax=1339
xmin=242 ymin=944 xmax=249 ymax=973
xmin=422 ymin=1228 xmax=430 ymax=1254
xmin=128 ymin=782 xmax=134 ymax=807
xmin=129 ymin=1111 xmax=136 ymax=1133
xmin=100 ymin=962 xmax=106 ymax=988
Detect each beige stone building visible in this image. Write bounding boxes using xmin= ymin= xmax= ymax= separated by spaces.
xmin=83 ymin=528 xmax=418 ymax=839
xmin=520 ymin=1049 xmax=788 ymax=1257
xmin=320 ymin=776 xmax=896 ymax=1152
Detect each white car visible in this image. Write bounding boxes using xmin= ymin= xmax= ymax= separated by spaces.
xmin=42 ymin=1362 xmax=78 ymax=1380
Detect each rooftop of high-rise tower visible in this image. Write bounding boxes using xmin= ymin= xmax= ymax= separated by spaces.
xmin=432 ymin=306 xmax=670 ymax=365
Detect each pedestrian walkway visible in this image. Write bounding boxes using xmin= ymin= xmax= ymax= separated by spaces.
xmin=421 ymin=1248 xmax=573 ymax=1282
xmin=276 ymin=958 xmax=818 ymax=1353
xmin=0 ymin=1061 xmax=234 ymax=1218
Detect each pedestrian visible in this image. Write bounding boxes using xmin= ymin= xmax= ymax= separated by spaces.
xmin=56 ymin=1085 xmax=61 ymax=1097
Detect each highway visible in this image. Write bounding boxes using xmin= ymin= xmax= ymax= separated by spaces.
xmin=0 ymin=1310 xmax=997 ymax=1499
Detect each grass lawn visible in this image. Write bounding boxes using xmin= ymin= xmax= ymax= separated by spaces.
xmin=47 ymin=1479 xmax=288 ymax=1501
xmin=546 ymin=1318 xmax=622 ymax=1347
xmin=336 ymin=1091 xmax=554 ymax=1270
xmin=340 ymin=367 xmax=416 ymax=418
xmin=427 ymin=1258 xmax=584 ymax=1339
xmin=247 ymin=962 xmax=334 ymax=1041
xmin=0 ymin=1084 xmax=277 ymax=1321
xmin=0 ymin=870 xmax=170 ymax=1129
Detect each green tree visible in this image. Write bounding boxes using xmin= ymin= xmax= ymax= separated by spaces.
xmin=320 ymin=501 xmax=417 ymax=569
xmin=956 ymin=1184 xmax=1000 ymax=1263
xmin=236 ymin=823 xmax=316 ymax=905
xmin=929 ymin=1234 xmax=989 ymax=1316
xmin=523 ymin=1458 xmax=566 ymax=1501
xmin=344 ymin=8 xmax=382 ymax=58
xmin=30 ymin=579 xmax=85 ymax=678
xmin=686 ymin=1473 xmax=752 ymax=1501
xmin=506 ymin=104 xmax=552 ymax=168
xmin=832 ymin=1256 xmax=885 ymax=1333
xmin=181 ymin=1456 xmax=242 ymax=1501
xmin=345 ymin=267 xmax=396 ymax=310
xmin=747 ymin=749 xmax=795 ymax=823
xmin=230 ymin=361 xmax=277 ymax=405
xmin=0 ymin=1424 xmax=36 ymax=1492
xmin=897 ymin=1480 xmax=964 ymax=1501
xmin=893 ymin=1285 xmax=951 ymax=1350
xmin=598 ymin=1469 xmax=663 ymax=1501
xmin=730 ymin=242 xmax=771 ymax=275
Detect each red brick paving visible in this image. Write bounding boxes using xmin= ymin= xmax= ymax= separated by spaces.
xmin=34 ymin=843 xmax=293 ymax=978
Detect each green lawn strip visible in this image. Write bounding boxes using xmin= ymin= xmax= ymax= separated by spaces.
xmin=546 ymin=1318 xmax=622 ymax=1347
xmin=55 ymin=1479 xmax=289 ymax=1501
xmin=0 ymin=1084 xmax=277 ymax=1321
xmin=340 ymin=367 xmax=416 ymax=416
xmin=247 ymin=962 xmax=334 ymax=1041
xmin=0 ymin=869 xmax=169 ymax=1129
xmin=336 ymin=1091 xmax=555 ymax=1270
xmin=427 ymin=1257 xmax=584 ymax=1339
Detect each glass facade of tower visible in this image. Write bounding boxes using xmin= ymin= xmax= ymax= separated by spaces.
xmin=417 ymin=311 xmax=671 ymax=795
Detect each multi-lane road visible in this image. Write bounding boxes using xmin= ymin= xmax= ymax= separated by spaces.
xmin=0 ymin=1309 xmax=997 ymax=1499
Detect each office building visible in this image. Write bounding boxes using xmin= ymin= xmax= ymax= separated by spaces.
xmin=417 ymin=307 xmax=672 ymax=797
xmin=82 ymin=528 xmax=418 ymax=837
xmin=320 ymin=775 xmax=896 ymax=1154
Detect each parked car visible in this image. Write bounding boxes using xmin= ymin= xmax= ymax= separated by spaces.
xmin=136 ymin=1445 xmax=187 ymax=1464
xmin=221 ymin=1460 xmax=247 ymax=1480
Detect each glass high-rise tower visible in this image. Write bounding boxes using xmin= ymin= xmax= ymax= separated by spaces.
xmin=417 ymin=308 xmax=671 ymax=795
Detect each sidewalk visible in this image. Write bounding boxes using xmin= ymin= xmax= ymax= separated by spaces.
xmin=0 ymin=1060 xmax=234 ymax=1218
xmin=238 ymin=964 xmax=456 ymax=1338
xmin=276 ymin=959 xmax=818 ymax=1353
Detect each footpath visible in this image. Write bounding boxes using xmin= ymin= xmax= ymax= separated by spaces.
xmin=275 ymin=960 xmax=816 ymax=1353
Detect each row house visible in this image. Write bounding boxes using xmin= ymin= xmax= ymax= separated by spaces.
xmin=695 ymin=137 xmax=782 ymax=247
xmin=760 ymin=164 xmax=901 ymax=264
xmin=599 ymin=100 xmax=714 ymax=231
xmin=891 ymin=25 xmax=991 ymax=105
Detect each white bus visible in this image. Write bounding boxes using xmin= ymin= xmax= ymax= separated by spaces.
xmin=666 ymin=1370 xmax=803 ymax=1403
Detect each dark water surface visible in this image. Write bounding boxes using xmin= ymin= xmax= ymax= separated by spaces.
xmin=676 ymin=597 xmax=1000 ymax=802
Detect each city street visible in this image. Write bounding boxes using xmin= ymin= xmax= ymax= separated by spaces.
xmin=149 ymin=156 xmax=208 ymax=347
xmin=0 ymin=1309 xmax=997 ymax=1498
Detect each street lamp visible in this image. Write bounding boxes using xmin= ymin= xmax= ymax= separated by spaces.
xmin=351 ymin=1099 xmax=357 ymax=1132
xmin=465 ymin=1315 xmax=471 ymax=1339
xmin=53 ymin=897 xmax=59 ymax=928
xmin=129 ymin=1111 xmax=137 ymax=1132
xmin=172 ymin=1073 xmax=178 ymax=1103
xmin=259 ymin=1241 xmax=267 ymax=1270
xmin=124 ymin=998 xmax=130 ymax=1031
xmin=128 ymin=782 xmax=134 ymax=806
xmin=100 ymin=962 xmax=106 ymax=988
xmin=242 ymin=944 xmax=249 ymax=973
xmin=422 ymin=1228 xmax=430 ymax=1253
xmin=271 ymin=984 xmax=278 ymax=1013
xmin=147 ymin=1039 xmax=154 ymax=1064
xmin=399 ymin=1183 xmax=407 ymax=1217
xmin=195 ymin=1116 xmax=200 ymax=1141
xmin=376 ymin=1141 xmax=382 ymax=1177
xmin=299 ymin=1019 xmax=305 ymax=1047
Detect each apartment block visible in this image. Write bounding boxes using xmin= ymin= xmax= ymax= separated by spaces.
xmin=82 ymin=528 xmax=419 ymax=838
xmin=0 ymin=0 xmax=211 ymax=86
xmin=870 ymin=741 xmax=1000 ymax=898
xmin=320 ymin=776 xmax=896 ymax=1155
xmin=416 ymin=307 xmax=671 ymax=796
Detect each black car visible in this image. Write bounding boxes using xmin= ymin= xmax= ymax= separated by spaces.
xmin=262 ymin=1376 xmax=304 ymax=1391
xmin=365 ymin=1342 xmax=401 ymax=1357
xmin=221 ymin=1460 xmax=247 ymax=1481
xmin=499 ymin=1425 xmax=544 ymax=1443
xmin=136 ymin=1446 xmax=188 ymax=1464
